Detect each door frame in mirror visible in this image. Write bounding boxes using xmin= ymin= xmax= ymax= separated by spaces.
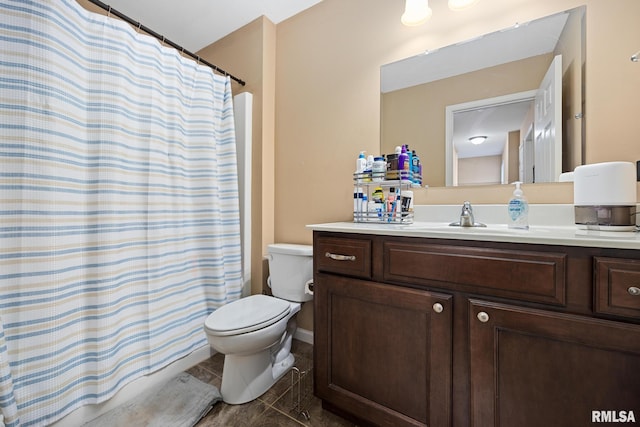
xmin=445 ymin=90 xmax=536 ymax=186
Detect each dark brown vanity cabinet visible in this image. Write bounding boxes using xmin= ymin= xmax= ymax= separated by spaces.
xmin=469 ymin=299 xmax=640 ymax=427
xmin=314 ymin=235 xmax=452 ymax=427
xmin=313 ymin=231 xmax=640 ymax=427
xmin=314 ymin=273 xmax=452 ymax=427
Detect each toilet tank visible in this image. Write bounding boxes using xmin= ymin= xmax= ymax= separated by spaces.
xmin=267 ymin=243 xmax=313 ymax=302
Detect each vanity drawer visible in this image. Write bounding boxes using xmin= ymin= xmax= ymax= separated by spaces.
xmin=383 ymin=242 xmax=566 ymax=306
xmin=594 ymin=257 xmax=640 ymax=319
xmin=315 ymin=236 xmax=372 ymax=279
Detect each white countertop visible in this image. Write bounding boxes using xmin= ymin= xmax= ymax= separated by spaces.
xmin=307 ymin=221 xmax=640 ymax=250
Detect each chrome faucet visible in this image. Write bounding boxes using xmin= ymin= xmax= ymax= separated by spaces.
xmin=449 ymin=201 xmax=486 ymax=227
xmin=459 ymin=201 xmax=475 ymax=227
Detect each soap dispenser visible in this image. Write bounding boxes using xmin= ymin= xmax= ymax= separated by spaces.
xmin=508 ymin=182 xmax=529 ymax=229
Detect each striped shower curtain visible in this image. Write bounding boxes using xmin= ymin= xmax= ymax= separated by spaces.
xmin=0 ymin=1 xmax=243 ymax=425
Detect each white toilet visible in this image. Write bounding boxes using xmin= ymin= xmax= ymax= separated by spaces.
xmin=204 ymin=243 xmax=313 ymax=404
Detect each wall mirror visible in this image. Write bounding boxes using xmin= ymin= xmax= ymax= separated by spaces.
xmin=380 ymin=6 xmax=586 ymax=187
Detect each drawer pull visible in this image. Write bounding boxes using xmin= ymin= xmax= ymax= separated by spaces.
xmin=325 ymin=252 xmax=356 ymax=262
xmin=433 ymin=303 xmax=444 ymax=313
xmin=477 ymin=311 xmax=490 ymax=323
xmin=628 ymin=286 xmax=640 ymax=296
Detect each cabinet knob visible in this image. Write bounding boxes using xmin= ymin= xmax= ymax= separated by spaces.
xmin=628 ymin=286 xmax=640 ymax=296
xmin=477 ymin=311 xmax=490 ymax=323
xmin=325 ymin=252 xmax=356 ymax=262
xmin=433 ymin=303 xmax=444 ymax=313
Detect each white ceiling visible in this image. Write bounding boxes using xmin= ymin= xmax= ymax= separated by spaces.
xmin=453 ymin=99 xmax=534 ymax=159
xmin=101 ymin=0 xmax=323 ymax=52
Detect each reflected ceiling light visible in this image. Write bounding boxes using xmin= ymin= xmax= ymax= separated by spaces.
xmin=401 ymin=0 xmax=432 ymax=26
xmin=448 ymin=0 xmax=480 ymax=11
xmin=469 ymin=136 xmax=487 ymax=145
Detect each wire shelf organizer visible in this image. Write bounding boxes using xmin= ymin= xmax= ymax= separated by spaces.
xmin=353 ymin=171 xmax=419 ymax=224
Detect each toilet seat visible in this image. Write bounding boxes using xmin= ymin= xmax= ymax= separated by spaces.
xmin=205 ymin=294 xmax=291 ymax=336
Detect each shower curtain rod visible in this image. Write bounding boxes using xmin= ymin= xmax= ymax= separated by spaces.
xmin=86 ymin=0 xmax=246 ymax=86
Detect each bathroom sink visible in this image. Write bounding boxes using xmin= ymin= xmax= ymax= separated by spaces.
xmin=409 ymin=222 xmax=541 ymax=234
xmin=409 ymin=222 xmax=452 ymax=229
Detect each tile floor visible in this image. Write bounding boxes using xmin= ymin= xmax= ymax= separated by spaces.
xmin=189 ymin=340 xmax=357 ymax=427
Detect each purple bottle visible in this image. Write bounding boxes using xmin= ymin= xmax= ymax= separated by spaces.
xmin=398 ymin=145 xmax=409 ymax=180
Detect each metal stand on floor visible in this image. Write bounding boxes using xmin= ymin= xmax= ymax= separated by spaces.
xmin=290 ymin=360 xmax=313 ymax=421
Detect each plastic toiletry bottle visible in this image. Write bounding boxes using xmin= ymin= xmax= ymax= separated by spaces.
xmin=372 ymin=186 xmax=385 ymax=203
xmin=372 ymin=186 xmax=385 ymax=220
xmin=508 ymin=182 xmax=529 ymax=229
xmin=401 ymin=190 xmax=413 ymax=220
xmin=362 ymin=154 xmax=373 ymax=182
xmin=361 ymin=194 xmax=368 ymax=221
xmin=355 ymin=151 xmax=366 ymax=176
xmin=398 ymin=145 xmax=409 ymax=181
xmin=366 ymin=154 xmax=374 ymax=172
xmin=406 ymin=145 xmax=413 ymax=181
xmin=353 ymin=187 xmax=363 ymax=221
xmin=386 ymin=187 xmax=396 ymax=221
xmin=394 ymin=145 xmax=402 ymax=173
xmin=372 ymin=156 xmax=386 ymax=182
xmin=386 ymin=153 xmax=398 ymax=179
xmin=411 ymin=150 xmax=420 ymax=184
xmin=367 ymin=195 xmax=379 ymax=221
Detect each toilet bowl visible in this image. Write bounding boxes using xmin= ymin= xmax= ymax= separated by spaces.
xmin=203 ymin=243 xmax=313 ymax=404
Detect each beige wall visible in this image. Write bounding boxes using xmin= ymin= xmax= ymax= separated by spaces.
xmin=274 ymin=0 xmax=639 ymax=240
xmin=458 ymin=156 xmax=502 ymax=186
xmin=588 ymin=0 xmax=640 ymax=165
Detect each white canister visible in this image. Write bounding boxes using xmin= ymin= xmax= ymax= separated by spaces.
xmin=372 ymin=156 xmax=386 ymax=181
xmin=401 ymin=190 xmax=414 ymax=218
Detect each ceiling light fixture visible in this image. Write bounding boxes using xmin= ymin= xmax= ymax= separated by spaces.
xmin=402 ymin=0 xmax=479 ymax=27
xmin=401 ymin=0 xmax=432 ymax=26
xmin=469 ymin=136 xmax=487 ymax=145
xmin=448 ymin=0 xmax=480 ymax=11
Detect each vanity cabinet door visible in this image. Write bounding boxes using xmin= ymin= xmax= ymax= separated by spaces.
xmin=314 ymin=272 xmax=453 ymax=427
xmin=469 ymin=299 xmax=640 ymax=427
xmin=594 ymin=257 xmax=640 ymax=319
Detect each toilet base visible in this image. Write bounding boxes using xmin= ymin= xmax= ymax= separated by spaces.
xmin=220 ymin=350 xmax=295 ymax=404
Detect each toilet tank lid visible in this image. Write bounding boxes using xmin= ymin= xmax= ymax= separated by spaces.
xmin=268 ymin=243 xmax=312 ymax=256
